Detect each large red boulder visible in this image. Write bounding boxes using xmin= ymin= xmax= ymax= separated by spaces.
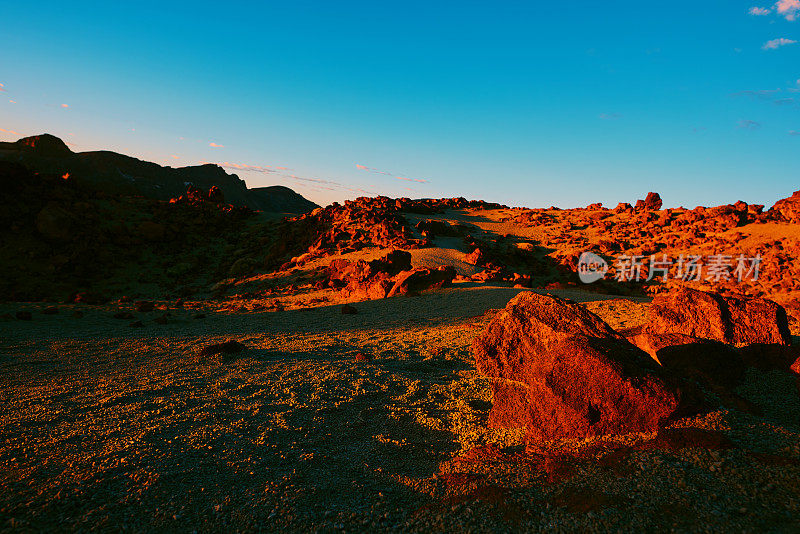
xmin=646 ymin=288 xmax=790 ymax=347
xmin=472 ymin=292 xmax=681 ymax=444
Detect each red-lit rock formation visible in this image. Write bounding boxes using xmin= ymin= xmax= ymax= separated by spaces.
xmin=472 ymin=292 xmax=681 ymax=444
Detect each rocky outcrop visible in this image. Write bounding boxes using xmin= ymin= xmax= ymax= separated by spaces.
xmin=769 ymin=189 xmax=800 ymax=222
xmin=635 ymin=192 xmax=663 ymax=211
xmin=646 ymin=288 xmax=791 ymax=347
xmin=472 ymin=292 xmax=681 ymax=444
xmin=328 ymin=250 xmax=454 ymax=300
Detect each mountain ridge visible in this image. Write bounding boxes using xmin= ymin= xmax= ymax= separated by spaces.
xmin=0 ymin=133 xmax=319 ymax=214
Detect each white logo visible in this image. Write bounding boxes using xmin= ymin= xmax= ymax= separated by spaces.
xmin=578 ymin=251 xmax=608 ymax=283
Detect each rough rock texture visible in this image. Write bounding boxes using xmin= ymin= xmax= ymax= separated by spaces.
xmin=327 ymin=251 xmax=453 ymax=300
xmin=472 ymin=292 xmax=680 ymax=443
xmin=635 ymin=192 xmax=663 ymax=211
xmin=386 ymin=266 xmax=456 ymax=298
xmin=769 ymin=189 xmax=800 ymax=222
xmin=646 ymin=288 xmax=791 ymax=347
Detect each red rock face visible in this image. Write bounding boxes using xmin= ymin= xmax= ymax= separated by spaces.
xmin=635 ymin=192 xmax=663 ymax=211
xmin=472 ymin=292 xmax=680 ymax=444
xmin=769 ymin=189 xmax=800 ymax=222
xmin=646 ymin=288 xmax=790 ymax=347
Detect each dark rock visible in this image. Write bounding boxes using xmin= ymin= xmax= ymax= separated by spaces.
xmin=42 ymin=306 xmax=59 ymax=315
xmin=341 ymin=304 xmax=358 ymax=315
xmin=114 ymin=312 xmax=134 ymax=320
xmin=387 ymin=266 xmax=456 ymax=297
xmin=16 ymin=311 xmax=32 ymax=321
xmin=128 ymin=320 xmax=144 ymax=328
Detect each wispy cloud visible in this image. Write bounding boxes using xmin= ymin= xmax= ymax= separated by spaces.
xmin=355 ymin=163 xmax=429 ymax=183
xmin=8 ymin=100 xmax=15 ymax=104
xmin=207 ymin=160 xmax=380 ymax=196
xmin=774 ymin=97 xmax=796 ymax=105
xmin=60 ymin=103 xmax=69 ymax=108
xmin=776 ymin=0 xmax=800 ymax=20
xmin=0 ymin=83 xmax=5 ymax=92
xmin=599 ymin=112 xmax=622 ymax=120
xmin=738 ymin=119 xmax=762 ymax=130
xmin=0 ymin=127 xmax=21 ymax=136
xmin=790 ymin=130 xmax=800 ymax=135
xmin=749 ymin=6 xmax=772 ymax=15
xmin=762 ymin=38 xmax=797 ymax=49
xmin=209 ymin=142 xmax=224 ymax=148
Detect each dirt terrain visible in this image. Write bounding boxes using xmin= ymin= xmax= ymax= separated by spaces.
xmin=2 ymin=286 xmax=799 ymax=532
xmin=3 ymin=143 xmax=800 ymax=532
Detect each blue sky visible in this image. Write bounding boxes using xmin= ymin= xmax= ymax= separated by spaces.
xmin=1 ymin=1 xmax=798 ymax=208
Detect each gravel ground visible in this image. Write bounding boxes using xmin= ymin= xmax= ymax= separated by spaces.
xmin=1 ymin=287 xmax=799 ymax=532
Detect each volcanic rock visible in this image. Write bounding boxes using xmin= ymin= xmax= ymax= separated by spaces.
xmin=472 ymin=292 xmax=680 ymax=443
xmin=341 ymin=304 xmax=358 ymax=315
xmin=635 ymin=192 xmax=663 ymax=211
xmin=386 ymin=266 xmax=457 ymax=298
xmin=465 ymin=248 xmax=484 ymax=265
xmin=769 ymin=189 xmax=800 ymax=222
xmin=16 ymin=311 xmax=32 ymax=321
xmin=646 ymin=288 xmax=790 ymax=347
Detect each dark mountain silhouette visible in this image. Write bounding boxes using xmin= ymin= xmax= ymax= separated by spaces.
xmin=0 ymin=134 xmax=319 ymax=214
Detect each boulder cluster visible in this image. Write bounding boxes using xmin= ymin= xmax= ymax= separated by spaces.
xmin=504 ymin=190 xmax=800 ymax=300
xmin=272 ymin=196 xmax=506 ymax=271
xmin=327 ymin=250 xmax=456 ymax=300
xmin=473 ymin=288 xmax=799 ymax=446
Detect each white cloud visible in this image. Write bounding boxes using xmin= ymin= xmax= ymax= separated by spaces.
xmin=749 ymin=6 xmax=772 ymax=15
xmin=762 ymin=38 xmax=797 ymax=49
xmin=776 ymin=0 xmax=800 ymax=20
xmin=355 ymin=163 xmax=429 ymax=183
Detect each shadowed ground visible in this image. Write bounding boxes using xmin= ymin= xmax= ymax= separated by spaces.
xmin=1 ymin=287 xmax=799 ymax=532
